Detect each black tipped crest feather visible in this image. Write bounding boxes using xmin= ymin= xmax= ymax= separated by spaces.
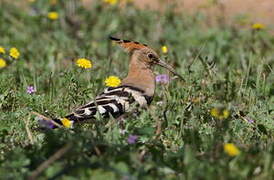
xmin=109 ymin=36 xmax=149 ymax=52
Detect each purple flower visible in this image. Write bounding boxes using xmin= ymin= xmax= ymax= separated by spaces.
xmin=127 ymin=135 xmax=138 ymax=144
xmin=246 ymin=117 xmax=255 ymax=123
xmin=38 ymin=119 xmax=55 ymax=129
xmin=155 ymin=74 xmax=170 ymax=84
xmin=27 ymin=86 xmax=36 ymax=94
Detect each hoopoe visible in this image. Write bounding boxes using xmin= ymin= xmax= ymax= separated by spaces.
xmin=35 ymin=36 xmax=182 ymax=129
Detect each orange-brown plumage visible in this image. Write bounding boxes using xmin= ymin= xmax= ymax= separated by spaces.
xmin=122 ymin=54 xmax=155 ymax=97
xmin=110 ymin=36 xmax=182 ymax=98
xmin=110 ymin=36 xmax=148 ymax=52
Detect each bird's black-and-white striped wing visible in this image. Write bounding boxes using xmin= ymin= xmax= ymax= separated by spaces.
xmin=57 ymin=85 xmax=153 ymax=125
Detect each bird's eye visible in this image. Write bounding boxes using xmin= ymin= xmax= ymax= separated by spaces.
xmin=147 ymin=53 xmax=154 ymax=59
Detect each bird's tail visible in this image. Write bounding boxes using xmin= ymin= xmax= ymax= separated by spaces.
xmin=31 ymin=112 xmax=74 ymax=129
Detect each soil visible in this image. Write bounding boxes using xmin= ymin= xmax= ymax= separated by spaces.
xmin=82 ymin=0 xmax=274 ymax=27
xmin=8 ymin=0 xmax=274 ymax=28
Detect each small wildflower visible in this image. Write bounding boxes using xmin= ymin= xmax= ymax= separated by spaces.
xmin=210 ymin=108 xmax=219 ymax=117
xmin=105 ymin=76 xmax=121 ymax=87
xmin=252 ymin=23 xmax=265 ymax=30
xmin=26 ymin=86 xmax=36 ymax=94
xmin=122 ymin=0 xmax=133 ymax=4
xmin=156 ymin=101 xmax=164 ymax=106
xmin=222 ymin=109 xmax=229 ymax=118
xmin=50 ymin=0 xmax=57 ymax=5
xmin=47 ymin=12 xmax=59 ymax=20
xmin=241 ymin=115 xmax=255 ymax=124
xmin=61 ymin=118 xmax=73 ymax=128
xmin=156 ymin=74 xmax=170 ymax=84
xmin=76 ymin=58 xmax=92 ymax=69
xmin=0 ymin=58 xmax=7 ymax=69
xmin=161 ymin=46 xmax=168 ymax=54
xmin=247 ymin=117 xmax=255 ymax=123
xmin=9 ymin=47 xmax=20 ymax=59
xmin=38 ymin=119 xmax=55 ymax=129
xmin=119 ymin=129 xmax=127 ymax=135
xmin=0 ymin=46 xmax=5 ymax=54
xmin=127 ymin=135 xmax=138 ymax=144
xmin=210 ymin=108 xmax=229 ymax=119
xmin=104 ymin=0 xmax=118 ymax=5
xmin=224 ymin=143 xmax=241 ymax=156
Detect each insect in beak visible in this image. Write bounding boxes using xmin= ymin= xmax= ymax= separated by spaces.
xmin=156 ymin=59 xmax=185 ymax=81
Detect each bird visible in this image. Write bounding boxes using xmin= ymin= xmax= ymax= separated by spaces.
xmin=34 ymin=36 xmax=183 ymax=129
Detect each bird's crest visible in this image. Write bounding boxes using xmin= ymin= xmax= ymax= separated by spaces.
xmin=109 ymin=36 xmax=148 ymax=52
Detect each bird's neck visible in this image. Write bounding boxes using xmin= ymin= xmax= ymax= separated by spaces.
xmin=122 ymin=55 xmax=155 ymax=97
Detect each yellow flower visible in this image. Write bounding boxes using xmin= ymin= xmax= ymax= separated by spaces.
xmin=47 ymin=12 xmax=59 ymax=20
xmin=104 ymin=0 xmax=118 ymax=5
xmin=252 ymin=23 xmax=265 ymax=30
xmin=105 ymin=76 xmax=121 ymax=87
xmin=210 ymin=108 xmax=219 ymax=117
xmin=76 ymin=58 xmax=93 ymax=69
xmin=210 ymin=108 xmax=229 ymax=119
xmin=61 ymin=118 xmax=73 ymax=128
xmin=0 ymin=58 xmax=7 ymax=68
xmin=0 ymin=46 xmax=5 ymax=54
xmin=50 ymin=0 xmax=57 ymax=5
xmin=9 ymin=47 xmax=20 ymax=59
xmin=161 ymin=46 xmax=168 ymax=54
xmin=222 ymin=109 xmax=229 ymax=118
xmin=122 ymin=0 xmax=133 ymax=3
xmin=224 ymin=143 xmax=241 ymax=157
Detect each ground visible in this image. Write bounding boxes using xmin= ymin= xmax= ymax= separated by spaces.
xmin=83 ymin=0 xmax=274 ymax=27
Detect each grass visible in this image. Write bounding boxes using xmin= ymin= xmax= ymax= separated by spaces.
xmin=0 ymin=0 xmax=273 ymax=179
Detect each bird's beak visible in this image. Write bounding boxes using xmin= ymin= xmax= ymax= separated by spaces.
xmin=156 ymin=59 xmax=184 ymax=81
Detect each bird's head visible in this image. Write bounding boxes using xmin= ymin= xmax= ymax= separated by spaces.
xmin=109 ymin=36 xmax=183 ymax=80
